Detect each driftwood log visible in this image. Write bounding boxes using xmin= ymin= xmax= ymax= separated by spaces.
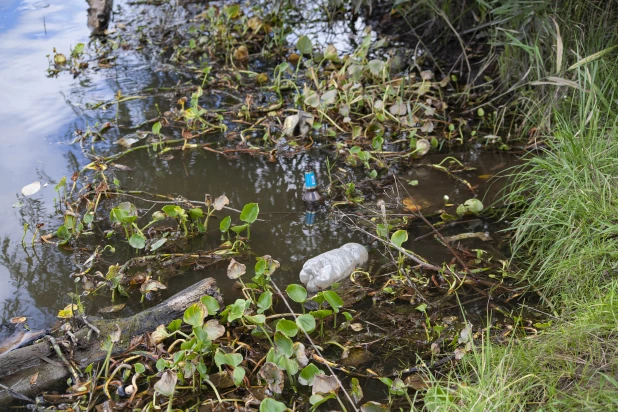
xmin=0 ymin=277 xmax=222 ymax=406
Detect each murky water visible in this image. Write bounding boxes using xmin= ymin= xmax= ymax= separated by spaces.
xmin=0 ymin=0 xmax=519 ymax=347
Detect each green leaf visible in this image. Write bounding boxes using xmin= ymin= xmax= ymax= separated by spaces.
xmin=391 ymin=229 xmax=408 ymax=248
xmin=240 ymin=203 xmax=259 ymax=224
xmin=188 ymin=208 xmax=204 ymax=220
xmin=193 ymin=325 xmax=209 ymax=343
xmin=214 ymin=350 xmax=243 ymax=369
xmin=296 ymin=35 xmax=313 ymax=55
xmin=233 ymin=366 xmax=245 ymax=386
xmin=276 ymin=319 xmax=298 ymax=337
xmin=167 ymin=319 xmax=182 ymax=332
xmin=183 ymin=303 xmax=206 ymax=327
xmin=298 ymin=363 xmax=321 ymax=386
xmin=274 ymin=331 xmax=293 ymax=357
xmin=83 ymin=211 xmax=94 ymax=225
xmin=57 ymin=225 xmax=71 ymax=241
xmin=201 ymin=295 xmax=220 ymax=315
xmin=376 ymin=223 xmax=389 ymax=238
xmin=152 ymin=121 xmax=162 ymax=135
xmin=416 ymin=303 xmax=428 ymax=314
xmin=322 ymin=290 xmax=343 ymax=313
xmin=304 ymin=91 xmax=320 ymax=108
xmin=257 ymin=291 xmax=272 ymax=313
xmin=231 ymin=224 xmax=248 ymax=234
xmin=133 ymin=362 xmax=145 ymax=374
xmin=310 ymin=309 xmax=332 ymax=319
xmin=54 ymin=176 xmax=66 ymax=193
xmin=162 ymin=205 xmax=181 ymax=218
xmin=456 ymin=198 xmax=484 ymax=216
xmin=296 ymin=314 xmax=316 ymax=333
xmin=128 ymin=233 xmax=146 ymax=249
xmin=244 ymin=314 xmax=266 ymax=324
xmin=286 ymin=284 xmax=307 ymax=303
xmin=367 ymin=59 xmax=385 ymax=76
xmin=260 ymin=398 xmax=287 ymax=412
xmin=150 ymin=237 xmax=167 ymax=251
xmin=228 ymin=299 xmax=247 ymax=322
xmin=220 ymin=216 xmax=231 ymax=232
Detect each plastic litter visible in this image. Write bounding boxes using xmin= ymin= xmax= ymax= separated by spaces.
xmin=299 ymin=243 xmax=368 ymax=291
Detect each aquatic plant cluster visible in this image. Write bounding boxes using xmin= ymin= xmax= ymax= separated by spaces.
xmin=15 ymin=0 xmax=614 ymax=409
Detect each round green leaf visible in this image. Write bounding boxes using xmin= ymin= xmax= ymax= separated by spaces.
xmin=286 ymin=284 xmax=307 ymax=303
xmin=260 ymin=397 xmax=287 ymax=412
xmin=322 ymin=290 xmax=343 ymax=313
xmin=257 ymin=291 xmax=272 ymax=312
xmin=296 ymin=313 xmax=316 ymax=333
xmin=296 ymin=35 xmax=313 ymax=55
xmin=201 ymin=295 xmax=220 ymax=315
xmin=183 ymin=303 xmax=205 ymax=328
xmin=274 ymin=331 xmax=294 ymax=357
xmin=220 ymin=216 xmax=231 ymax=232
xmin=276 ymin=319 xmax=298 ymax=337
xmin=298 ymin=363 xmax=321 ymax=386
xmin=129 ymin=233 xmax=146 ymax=249
xmin=390 ymin=229 xmax=408 ymax=249
xmin=240 ymin=203 xmax=259 ymax=224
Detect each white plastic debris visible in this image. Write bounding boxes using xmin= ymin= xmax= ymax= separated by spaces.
xmin=299 ymin=243 xmax=368 ymax=291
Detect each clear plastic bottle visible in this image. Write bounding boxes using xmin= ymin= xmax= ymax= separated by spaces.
xmin=299 ymin=243 xmax=368 ymax=291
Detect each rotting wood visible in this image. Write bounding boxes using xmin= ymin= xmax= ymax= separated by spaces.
xmin=0 ymin=277 xmax=222 ymax=406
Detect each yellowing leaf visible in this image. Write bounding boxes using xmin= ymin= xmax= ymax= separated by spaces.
xmin=57 ymin=304 xmax=78 ymax=318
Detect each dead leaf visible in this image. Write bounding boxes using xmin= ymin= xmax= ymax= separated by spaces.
xmin=213 ymin=195 xmax=229 ymax=211
xmin=115 ymin=136 xmax=139 ymax=148
xmin=227 ymin=259 xmax=246 ymax=279
xmin=150 ymin=325 xmax=169 ymax=345
xmin=182 ymin=129 xmax=193 ymax=140
xmin=10 ymin=317 xmax=27 ymax=324
xmin=98 ymin=303 xmax=126 ymax=314
xmin=234 ymin=45 xmax=249 ymax=63
xmin=420 ymin=70 xmax=434 ymax=81
xmin=404 ymin=374 xmax=428 ymax=390
xmin=110 ymin=325 xmax=122 ymax=343
xmin=154 ymin=370 xmax=177 ymax=397
xmin=312 ymin=374 xmax=339 ymax=395
xmin=204 ymin=319 xmax=225 ymax=340
xmin=402 ymin=197 xmax=423 ymax=213
xmin=29 ymin=372 xmax=39 ymax=386
xmin=140 ymin=279 xmax=167 ymax=293
xmin=258 ymin=362 xmax=285 ymax=394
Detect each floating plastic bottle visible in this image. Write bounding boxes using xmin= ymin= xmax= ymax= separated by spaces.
xmin=302 ymin=164 xmax=322 ymax=203
xmin=299 ymin=243 xmax=368 ymax=291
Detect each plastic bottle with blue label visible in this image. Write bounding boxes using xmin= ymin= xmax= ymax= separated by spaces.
xmin=302 ymin=164 xmax=322 ymax=204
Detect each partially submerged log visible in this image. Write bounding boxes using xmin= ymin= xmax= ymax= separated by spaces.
xmin=0 ymin=277 xmax=222 ymax=406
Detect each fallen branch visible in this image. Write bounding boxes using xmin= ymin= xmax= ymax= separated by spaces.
xmin=0 ymin=277 xmax=222 ymax=406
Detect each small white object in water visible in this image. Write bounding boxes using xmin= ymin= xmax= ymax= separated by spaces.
xmin=21 ymin=181 xmax=41 ymax=196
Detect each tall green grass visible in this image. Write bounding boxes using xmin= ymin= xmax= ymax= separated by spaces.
xmin=423 ymin=281 xmax=618 ymax=410
xmin=506 ymin=63 xmax=618 ymax=300
xmin=383 ymin=0 xmax=618 ymax=409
